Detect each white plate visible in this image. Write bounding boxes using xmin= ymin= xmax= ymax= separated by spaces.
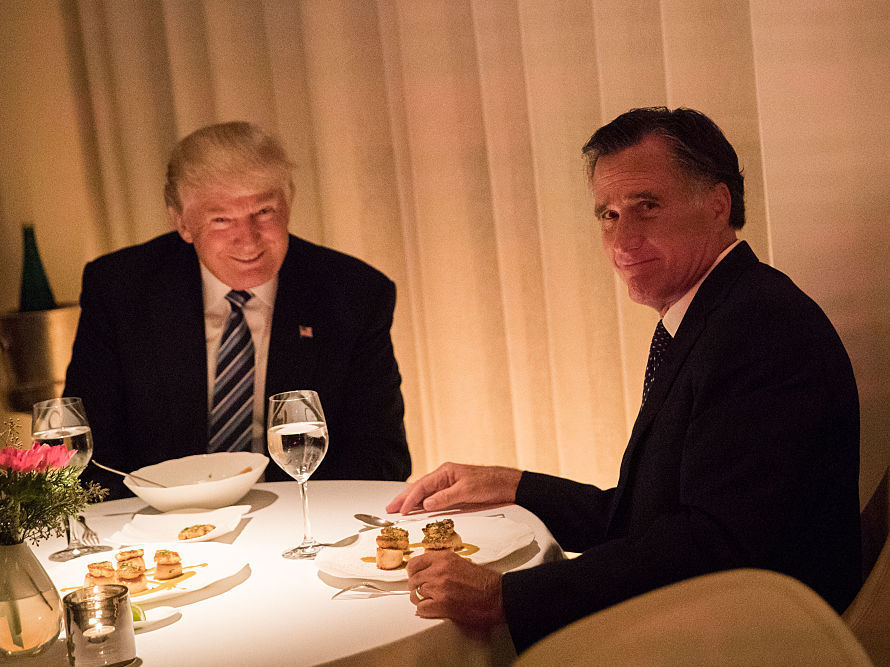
xmin=315 ymin=516 xmax=535 ymax=582
xmin=134 ymin=606 xmax=179 ymax=632
xmin=50 ymin=542 xmax=248 ymax=604
xmin=108 ymin=506 xmax=250 ymax=544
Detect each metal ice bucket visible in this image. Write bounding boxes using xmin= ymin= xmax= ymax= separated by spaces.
xmin=0 ymin=304 xmax=79 ymax=412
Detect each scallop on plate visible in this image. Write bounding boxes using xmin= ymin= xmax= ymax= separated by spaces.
xmin=315 ymin=515 xmax=535 ymax=582
xmin=49 ymin=542 xmax=248 ymax=604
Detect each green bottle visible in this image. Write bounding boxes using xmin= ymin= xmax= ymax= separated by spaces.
xmin=19 ymin=223 xmax=57 ymax=312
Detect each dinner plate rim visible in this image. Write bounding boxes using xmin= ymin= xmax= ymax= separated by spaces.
xmin=315 ymin=515 xmax=535 ymax=582
xmin=134 ymin=605 xmax=180 ymax=631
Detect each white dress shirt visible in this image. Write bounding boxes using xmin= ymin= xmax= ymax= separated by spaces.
xmin=200 ymin=264 xmax=277 ymax=454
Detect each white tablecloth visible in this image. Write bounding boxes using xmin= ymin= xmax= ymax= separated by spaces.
xmin=29 ymin=480 xmax=563 ymax=666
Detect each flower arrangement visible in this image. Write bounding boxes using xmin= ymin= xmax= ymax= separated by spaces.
xmin=0 ymin=419 xmax=106 ymax=545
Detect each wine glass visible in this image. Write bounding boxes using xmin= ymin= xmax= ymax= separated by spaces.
xmin=32 ymin=397 xmax=111 ymax=562
xmin=267 ymin=390 xmax=329 ymax=559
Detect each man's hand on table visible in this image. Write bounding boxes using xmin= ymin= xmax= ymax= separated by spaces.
xmin=407 ymin=550 xmax=505 ymax=638
xmin=385 ymin=462 xmax=523 ymax=514
xmin=386 ymin=463 xmax=522 ymax=636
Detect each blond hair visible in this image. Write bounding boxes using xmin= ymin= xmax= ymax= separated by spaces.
xmin=164 ymin=121 xmax=294 ymax=211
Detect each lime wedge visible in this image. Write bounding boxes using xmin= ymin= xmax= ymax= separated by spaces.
xmin=131 ymin=603 xmax=146 ymax=623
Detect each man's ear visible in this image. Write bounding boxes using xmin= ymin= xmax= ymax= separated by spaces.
xmin=168 ymin=206 xmax=193 ymax=243
xmin=709 ymin=182 xmax=732 ymax=225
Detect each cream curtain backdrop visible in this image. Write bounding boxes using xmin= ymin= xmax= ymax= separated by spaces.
xmin=2 ymin=0 xmax=889 ymax=499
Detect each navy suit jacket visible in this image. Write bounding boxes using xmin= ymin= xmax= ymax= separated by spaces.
xmin=65 ymin=232 xmax=410 ymax=498
xmin=502 ymin=242 xmax=861 ymax=652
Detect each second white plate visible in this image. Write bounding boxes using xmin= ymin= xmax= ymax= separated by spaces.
xmin=50 ymin=542 xmax=248 ymax=604
xmin=315 ymin=515 xmax=535 ymax=582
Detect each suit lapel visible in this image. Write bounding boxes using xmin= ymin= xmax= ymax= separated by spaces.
xmin=152 ymin=238 xmax=207 ymax=453
xmin=266 ymin=236 xmax=322 ymax=402
xmin=607 ymin=242 xmax=759 ymax=523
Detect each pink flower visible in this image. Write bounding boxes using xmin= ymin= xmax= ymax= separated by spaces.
xmin=42 ymin=444 xmax=77 ymax=469
xmin=0 ymin=445 xmax=41 ymax=472
xmin=0 ymin=447 xmax=17 ymax=469
xmin=0 ymin=443 xmax=75 ymax=473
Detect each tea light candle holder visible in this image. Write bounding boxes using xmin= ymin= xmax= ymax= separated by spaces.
xmin=63 ymin=585 xmax=136 ymax=666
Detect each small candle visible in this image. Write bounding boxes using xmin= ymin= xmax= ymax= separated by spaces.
xmin=84 ymin=623 xmax=116 ymax=642
xmin=64 ymin=584 xmax=136 ymax=665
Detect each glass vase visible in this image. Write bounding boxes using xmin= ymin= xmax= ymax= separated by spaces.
xmin=0 ymin=542 xmax=63 ymax=658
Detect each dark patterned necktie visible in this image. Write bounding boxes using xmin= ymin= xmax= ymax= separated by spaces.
xmin=642 ymin=320 xmax=672 ymax=405
xmin=208 ymin=290 xmax=254 ymax=452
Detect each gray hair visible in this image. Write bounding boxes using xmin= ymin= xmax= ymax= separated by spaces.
xmin=164 ymin=121 xmax=294 ymax=211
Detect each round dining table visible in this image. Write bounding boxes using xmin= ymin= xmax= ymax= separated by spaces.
xmin=29 ymin=480 xmax=564 ymax=666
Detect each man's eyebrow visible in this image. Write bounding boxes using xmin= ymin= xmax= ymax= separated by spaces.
xmin=253 ymin=190 xmax=279 ymax=204
xmin=204 ymin=207 xmax=229 ymax=216
xmin=593 ymin=190 xmax=662 ymax=217
xmin=202 ymin=191 xmax=280 ymax=215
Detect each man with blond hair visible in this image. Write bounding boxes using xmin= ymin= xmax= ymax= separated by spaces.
xmin=66 ymin=122 xmax=410 ymax=498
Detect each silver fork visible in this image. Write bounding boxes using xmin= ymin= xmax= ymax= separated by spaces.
xmin=331 ymin=582 xmax=410 ymax=600
xmin=76 ymin=515 xmax=101 ymax=546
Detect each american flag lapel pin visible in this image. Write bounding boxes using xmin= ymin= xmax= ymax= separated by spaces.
xmin=299 ymin=325 xmax=313 ymax=339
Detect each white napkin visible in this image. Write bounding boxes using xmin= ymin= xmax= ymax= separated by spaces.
xmin=108 ymin=505 xmax=251 ymax=544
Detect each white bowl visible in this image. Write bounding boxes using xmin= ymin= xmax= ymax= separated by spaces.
xmin=123 ymin=452 xmax=268 ymax=512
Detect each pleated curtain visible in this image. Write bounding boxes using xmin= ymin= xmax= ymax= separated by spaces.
xmin=2 ymin=0 xmax=889 ymax=496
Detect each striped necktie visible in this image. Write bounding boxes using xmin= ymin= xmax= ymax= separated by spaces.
xmin=208 ymin=290 xmax=255 ymax=452
xmin=642 ymin=319 xmax=672 ymax=405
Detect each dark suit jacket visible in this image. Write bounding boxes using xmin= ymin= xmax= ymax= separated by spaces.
xmin=502 ymin=242 xmax=861 ymax=652
xmin=64 ymin=232 xmax=411 ymax=498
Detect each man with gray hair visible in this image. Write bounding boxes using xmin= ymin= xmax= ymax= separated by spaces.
xmin=386 ymin=107 xmax=860 ymax=653
xmin=66 ymin=121 xmax=411 ymax=498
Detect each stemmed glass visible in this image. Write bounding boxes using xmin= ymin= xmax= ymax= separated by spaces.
xmin=31 ymin=397 xmax=111 ymax=562
xmin=267 ymin=390 xmax=329 ymax=559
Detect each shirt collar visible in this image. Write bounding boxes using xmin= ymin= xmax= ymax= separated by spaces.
xmin=662 ymin=239 xmax=741 ymax=336
xmin=199 ymin=264 xmax=278 ymax=311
